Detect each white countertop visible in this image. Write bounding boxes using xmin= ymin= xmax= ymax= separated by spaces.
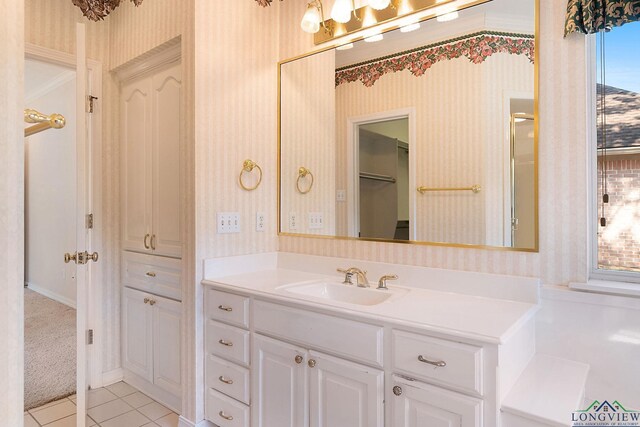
xmin=202 ymin=268 xmax=539 ymax=345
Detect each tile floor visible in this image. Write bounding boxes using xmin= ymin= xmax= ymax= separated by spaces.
xmin=24 ymin=382 xmax=179 ymax=427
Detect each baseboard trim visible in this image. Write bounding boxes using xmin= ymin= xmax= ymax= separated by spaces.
xmin=101 ymin=368 xmax=124 ymax=387
xmin=26 ymin=282 xmax=76 ymax=309
xmin=178 ymin=416 xmax=213 ymax=427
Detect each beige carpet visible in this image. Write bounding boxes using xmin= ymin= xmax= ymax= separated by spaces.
xmin=24 ymin=288 xmax=76 ymax=410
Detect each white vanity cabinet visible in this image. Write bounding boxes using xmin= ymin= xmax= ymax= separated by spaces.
xmin=122 ymin=287 xmax=182 ymax=410
xmin=203 ymin=283 xmax=531 ymax=427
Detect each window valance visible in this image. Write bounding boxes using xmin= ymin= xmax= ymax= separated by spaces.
xmin=565 ymin=0 xmax=640 ymax=36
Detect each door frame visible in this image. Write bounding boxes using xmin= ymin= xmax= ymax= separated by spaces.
xmin=346 ymin=108 xmax=417 ymax=240
xmin=25 ymin=43 xmax=104 ymax=389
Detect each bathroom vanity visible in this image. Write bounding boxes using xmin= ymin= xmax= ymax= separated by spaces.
xmin=201 ymin=253 xmax=539 ymax=427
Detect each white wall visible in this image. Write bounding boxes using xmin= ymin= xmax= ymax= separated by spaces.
xmin=25 ymin=77 xmax=77 ymax=307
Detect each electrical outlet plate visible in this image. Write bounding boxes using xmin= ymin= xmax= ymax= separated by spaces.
xmin=309 ymin=212 xmax=324 ymax=229
xmin=336 ymin=190 xmax=346 ymax=202
xmin=217 ymin=212 xmax=241 ymax=234
xmin=256 ymin=212 xmax=265 ymax=232
xmin=289 ymin=212 xmax=298 ymax=231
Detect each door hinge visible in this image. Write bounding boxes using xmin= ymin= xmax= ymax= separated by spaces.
xmin=86 ymin=213 xmax=94 ymax=229
xmin=87 ymin=329 xmax=94 ymax=345
xmin=87 ymin=95 xmax=98 ymax=113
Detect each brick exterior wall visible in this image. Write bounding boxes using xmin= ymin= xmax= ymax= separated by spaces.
xmin=598 ymin=154 xmax=640 ymax=272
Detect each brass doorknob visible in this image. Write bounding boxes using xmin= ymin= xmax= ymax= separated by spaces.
xmin=64 ymin=252 xmax=77 ymax=264
xmin=295 ymin=355 xmax=304 ymax=364
xmin=308 ymin=359 xmax=316 ymax=368
xmin=87 ymin=252 xmax=99 ymax=262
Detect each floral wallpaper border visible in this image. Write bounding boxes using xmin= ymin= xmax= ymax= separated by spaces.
xmin=335 ymin=31 xmax=535 ymax=87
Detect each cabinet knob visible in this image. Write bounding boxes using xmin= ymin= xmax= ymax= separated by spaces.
xmin=393 ymin=386 xmax=403 ymax=396
xmin=308 ymin=359 xmax=316 ymax=368
xmin=218 ymin=305 xmax=233 ymax=312
xmin=295 ymin=355 xmax=304 ymax=364
xmin=143 ymin=298 xmax=150 ymax=304
xmin=145 ymin=271 xmax=156 ymax=278
xmin=219 ymin=411 xmax=233 ymax=421
xmin=219 ymin=339 xmax=233 ymax=347
xmin=149 ymin=299 xmax=156 ymax=306
xmin=219 ymin=376 xmax=234 ymax=385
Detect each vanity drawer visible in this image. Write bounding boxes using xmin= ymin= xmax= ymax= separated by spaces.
xmin=206 ymin=354 xmax=250 ymax=404
xmin=207 ymin=320 xmax=250 ymax=366
xmin=253 ymin=300 xmax=384 ymax=367
xmin=393 ymin=330 xmax=483 ymax=395
xmin=206 ymin=388 xmax=249 ymax=427
xmin=206 ymin=288 xmax=249 ymax=328
xmin=121 ymin=251 xmax=182 ymax=301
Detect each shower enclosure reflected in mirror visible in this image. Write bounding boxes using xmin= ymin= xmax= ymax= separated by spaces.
xmin=278 ymin=0 xmax=538 ymax=251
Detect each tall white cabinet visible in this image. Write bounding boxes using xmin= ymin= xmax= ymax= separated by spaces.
xmin=120 ymin=54 xmax=183 ymax=412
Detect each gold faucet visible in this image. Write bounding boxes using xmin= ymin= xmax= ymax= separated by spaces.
xmin=337 ymin=267 xmax=370 ymax=287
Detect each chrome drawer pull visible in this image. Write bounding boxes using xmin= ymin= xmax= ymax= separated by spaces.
xmin=145 ymin=271 xmax=156 ymax=278
xmin=218 ymin=305 xmax=233 ymax=312
xmin=219 ymin=375 xmax=234 ymax=385
xmin=219 ymin=411 xmax=233 ymax=421
xmin=219 ymin=339 xmax=233 ymax=347
xmin=418 ymin=355 xmax=446 ymax=367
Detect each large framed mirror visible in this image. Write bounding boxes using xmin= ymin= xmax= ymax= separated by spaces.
xmin=278 ymin=0 xmax=538 ymax=251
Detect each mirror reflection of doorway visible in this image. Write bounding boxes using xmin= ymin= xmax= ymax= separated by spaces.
xmin=357 ymin=118 xmax=410 ymax=240
xmin=510 ymin=110 xmax=535 ymax=248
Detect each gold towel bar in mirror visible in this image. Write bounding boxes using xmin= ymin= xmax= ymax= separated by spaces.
xmin=417 ymin=185 xmax=481 ymax=194
xmin=296 ymin=167 xmax=314 ymax=194
xmin=24 ymin=109 xmax=66 ymax=137
xmin=239 ymin=159 xmax=263 ymax=191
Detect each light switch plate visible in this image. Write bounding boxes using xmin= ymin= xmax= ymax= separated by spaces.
xmin=289 ymin=212 xmax=298 ymax=231
xmin=336 ymin=190 xmax=346 ymax=202
xmin=217 ymin=212 xmax=241 ymax=233
xmin=309 ymin=212 xmax=324 ymax=229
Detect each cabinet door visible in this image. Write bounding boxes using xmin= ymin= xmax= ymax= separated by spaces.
xmin=122 ymin=287 xmax=153 ymax=381
xmin=150 ymin=62 xmax=182 ymax=258
xmin=152 ymin=295 xmax=182 ymax=398
xmin=391 ymin=376 xmax=482 ymax=427
xmin=121 ymin=77 xmax=153 ymax=253
xmin=252 ymin=335 xmax=308 ymax=427
xmin=309 ymin=350 xmax=384 ymax=427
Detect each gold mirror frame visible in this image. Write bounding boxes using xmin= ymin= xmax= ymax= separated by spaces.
xmin=277 ymin=0 xmax=539 ymax=253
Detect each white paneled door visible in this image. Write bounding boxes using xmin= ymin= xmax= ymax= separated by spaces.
xmin=252 ymin=335 xmax=308 ymax=427
xmin=152 ymin=295 xmax=182 ymax=397
xmin=122 ymin=287 xmax=154 ymax=381
xmin=308 ymin=350 xmax=384 ymax=427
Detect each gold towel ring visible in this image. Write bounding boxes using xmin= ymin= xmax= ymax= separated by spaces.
xmin=296 ymin=167 xmax=314 ymax=194
xmin=239 ymin=159 xmax=263 ymax=191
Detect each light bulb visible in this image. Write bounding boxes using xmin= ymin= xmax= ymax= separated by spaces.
xmin=436 ymin=10 xmax=459 ymax=22
xmin=331 ymin=0 xmax=353 ymax=23
xmin=301 ymin=3 xmax=321 ymax=33
xmin=368 ymin=0 xmax=390 ymax=10
xmin=400 ymin=22 xmax=420 ymax=32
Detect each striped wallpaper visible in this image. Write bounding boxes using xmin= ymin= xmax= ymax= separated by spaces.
xmin=279 ymin=0 xmax=589 ymax=287
xmin=1 ymin=0 xmax=25 ymax=423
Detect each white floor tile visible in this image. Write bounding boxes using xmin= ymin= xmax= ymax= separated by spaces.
xmin=121 ymin=391 xmax=154 ymax=409
xmin=87 ymin=399 xmax=133 ymax=423
xmin=105 ymin=382 xmax=138 ymax=397
xmin=141 ymin=423 xmax=159 ymax=427
xmin=137 ymin=402 xmax=171 ymax=421
xmin=31 ymin=400 xmax=76 ymax=426
xmin=154 ymin=413 xmax=179 ymax=427
xmin=43 ymin=414 xmax=76 ymax=427
xmin=24 ymin=413 xmax=39 ymax=427
xmin=88 ymin=388 xmax=118 ymax=408
xmin=100 ymin=410 xmax=151 ymax=427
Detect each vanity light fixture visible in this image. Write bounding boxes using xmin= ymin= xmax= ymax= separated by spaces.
xmin=436 ymin=9 xmax=459 ymax=22
xmin=400 ymin=21 xmax=421 ymax=32
xmin=364 ymin=33 xmax=384 ymax=42
xmin=301 ymin=0 xmax=332 ymax=34
xmin=331 ymin=0 xmax=359 ymax=23
xmin=336 ymin=42 xmax=355 ymax=50
xmin=368 ymin=0 xmax=392 ymax=10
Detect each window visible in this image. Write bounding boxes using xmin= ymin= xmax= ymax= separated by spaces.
xmin=593 ymin=22 xmax=640 ymax=279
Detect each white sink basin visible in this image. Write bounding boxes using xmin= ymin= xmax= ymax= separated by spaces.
xmin=278 ymin=281 xmax=408 ymax=306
